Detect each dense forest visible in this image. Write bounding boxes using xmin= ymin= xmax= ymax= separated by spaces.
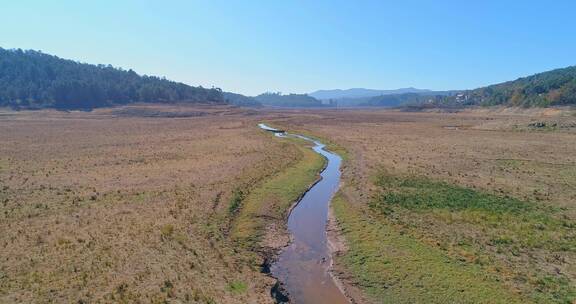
xmin=446 ymin=66 xmax=576 ymax=107
xmin=254 ymin=92 xmax=324 ymax=107
xmin=223 ymin=92 xmax=261 ymax=107
xmin=0 ymin=48 xmax=224 ymax=109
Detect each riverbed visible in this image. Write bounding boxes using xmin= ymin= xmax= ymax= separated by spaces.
xmin=259 ymin=124 xmax=349 ymax=304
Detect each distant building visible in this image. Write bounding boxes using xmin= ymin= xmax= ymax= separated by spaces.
xmin=455 ymin=93 xmax=468 ymax=103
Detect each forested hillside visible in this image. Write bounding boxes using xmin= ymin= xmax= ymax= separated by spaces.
xmin=0 ymin=48 xmax=224 ymax=109
xmin=255 ymin=92 xmax=323 ymax=107
xmin=454 ymin=66 xmax=576 ymax=107
xmin=223 ymin=92 xmax=261 ymax=107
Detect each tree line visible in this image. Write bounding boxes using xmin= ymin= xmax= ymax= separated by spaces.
xmin=254 ymin=92 xmax=324 ymax=107
xmin=448 ymin=66 xmax=576 ymax=107
xmin=0 ymin=48 xmax=224 ymax=110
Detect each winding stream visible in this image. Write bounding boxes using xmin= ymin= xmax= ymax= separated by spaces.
xmin=259 ymin=124 xmax=349 ymax=304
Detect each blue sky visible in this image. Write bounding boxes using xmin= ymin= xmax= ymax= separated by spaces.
xmin=2 ymin=0 xmax=575 ymax=95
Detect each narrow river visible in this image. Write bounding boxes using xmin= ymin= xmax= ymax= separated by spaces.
xmin=259 ymin=124 xmax=349 ymax=304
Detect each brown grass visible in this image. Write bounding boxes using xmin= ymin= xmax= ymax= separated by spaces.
xmin=2 ymin=105 xmax=574 ymax=303
xmin=269 ymin=107 xmax=576 ymax=303
xmin=0 ymin=105 xmax=296 ymax=303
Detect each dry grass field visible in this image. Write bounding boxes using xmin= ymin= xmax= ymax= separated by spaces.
xmin=0 ymin=105 xmax=324 ymax=304
xmin=1 ymin=105 xmax=575 ymax=304
xmin=270 ymin=108 xmax=576 ymax=303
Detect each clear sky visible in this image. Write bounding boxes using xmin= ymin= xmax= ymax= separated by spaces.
xmin=2 ymin=0 xmax=575 ymax=96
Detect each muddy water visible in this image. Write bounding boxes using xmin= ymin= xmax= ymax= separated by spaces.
xmin=259 ymin=124 xmax=349 ymax=304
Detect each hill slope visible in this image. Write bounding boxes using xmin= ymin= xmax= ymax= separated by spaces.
xmin=223 ymin=92 xmax=261 ymax=107
xmin=455 ymin=66 xmax=576 ymax=107
xmin=254 ymin=92 xmax=323 ymax=107
xmin=331 ymin=91 xmax=455 ymax=108
xmin=0 ymin=48 xmax=224 ymax=109
xmin=309 ymin=87 xmax=431 ymax=100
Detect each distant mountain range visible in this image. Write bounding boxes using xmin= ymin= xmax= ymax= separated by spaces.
xmin=309 ymin=87 xmax=432 ymax=100
xmin=1 ymin=47 xmax=574 ymax=110
xmin=307 ymin=88 xmax=454 ymax=108
xmin=309 ymin=65 xmax=576 ymax=108
xmin=341 ymin=91 xmax=455 ymax=108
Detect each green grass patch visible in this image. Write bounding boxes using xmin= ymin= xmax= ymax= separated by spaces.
xmin=533 ymin=276 xmax=576 ymax=304
xmin=228 ymin=188 xmax=245 ymax=215
xmin=332 ymin=192 xmax=525 ymax=304
xmin=372 ymin=173 xmax=575 ymax=253
xmin=227 ymin=280 xmax=248 ymax=294
xmin=373 ymin=174 xmax=531 ymax=214
xmin=230 ymin=136 xmax=326 ymax=247
xmin=368 ymin=172 xmax=576 ymax=303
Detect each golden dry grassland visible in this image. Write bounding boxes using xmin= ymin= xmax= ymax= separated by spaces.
xmin=0 ymin=105 xmax=322 ymax=304
xmin=2 ymin=105 xmax=575 ymax=304
xmin=270 ymin=107 xmax=576 ymax=304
